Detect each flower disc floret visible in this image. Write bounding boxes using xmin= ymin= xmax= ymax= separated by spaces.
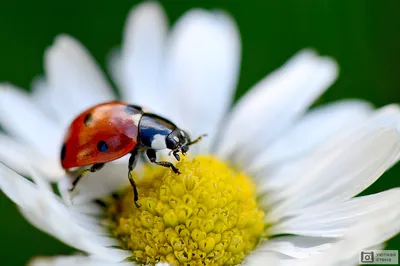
xmin=106 ymin=155 xmax=264 ymax=266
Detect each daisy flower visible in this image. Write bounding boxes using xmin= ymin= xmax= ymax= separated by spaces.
xmin=1 ymin=2 xmax=400 ymax=266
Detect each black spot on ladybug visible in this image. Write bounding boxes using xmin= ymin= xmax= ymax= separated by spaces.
xmin=124 ymin=105 xmax=143 ymax=115
xmin=61 ymin=143 xmax=66 ymax=161
xmin=97 ymin=140 xmax=108 ymax=152
xmin=84 ymin=113 xmax=92 ymax=126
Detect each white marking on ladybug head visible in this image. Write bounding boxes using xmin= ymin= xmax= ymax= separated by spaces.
xmin=151 ymin=134 xmax=167 ymax=150
xmin=173 ymin=136 xmax=180 ymax=142
xmin=180 ymin=131 xmax=185 ymax=137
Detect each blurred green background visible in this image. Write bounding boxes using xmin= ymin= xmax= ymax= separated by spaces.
xmin=0 ymin=0 xmax=399 ymax=265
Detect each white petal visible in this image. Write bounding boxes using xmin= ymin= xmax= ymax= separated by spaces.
xmin=164 ymin=10 xmax=240 ymax=154
xmin=45 ymin=35 xmax=114 ymax=126
xmin=260 ymin=105 xmax=400 ymax=198
xmin=248 ymin=100 xmax=373 ymax=172
xmin=0 ymin=164 xmax=130 ymax=262
xmin=262 ymin=104 xmax=400 ymax=190
xmin=244 ymin=251 xmax=281 ymax=266
xmin=0 ymin=134 xmax=63 ymax=179
xmin=298 ymin=207 xmax=400 ymax=266
xmin=20 ymin=207 xmax=54 ymax=236
xmin=29 ymin=255 xmax=133 ymax=266
xmin=216 ymin=50 xmax=338 ymax=164
xmin=0 ymin=163 xmax=44 ymax=206
xmin=107 ymin=49 xmax=124 ymax=93
xmin=31 ymin=76 xmax=60 ymax=121
xmin=121 ymin=2 xmax=167 ymax=109
xmin=156 ymin=263 xmax=171 ymax=266
xmin=68 ymin=202 xmax=104 ymax=215
xmin=363 ymin=104 xmax=400 ymax=130
xmin=266 ymin=127 xmax=400 ymax=221
xmin=255 ymin=236 xmax=336 ymax=259
xmin=58 ymin=162 xmax=130 ymax=205
xmin=0 ymin=84 xmax=62 ymax=157
xmin=271 ymin=188 xmax=400 ymax=237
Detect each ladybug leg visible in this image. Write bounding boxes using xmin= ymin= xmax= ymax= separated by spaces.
xmin=173 ymin=151 xmax=180 ymax=161
xmin=69 ymin=163 xmax=104 ymax=192
xmin=146 ymin=149 xmax=181 ymax=174
xmin=128 ymin=148 xmax=140 ymax=208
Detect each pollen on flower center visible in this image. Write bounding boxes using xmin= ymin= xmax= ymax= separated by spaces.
xmin=105 ymin=155 xmax=265 ymax=266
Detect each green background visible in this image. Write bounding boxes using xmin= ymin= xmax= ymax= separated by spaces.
xmin=0 ymin=0 xmax=399 ymax=265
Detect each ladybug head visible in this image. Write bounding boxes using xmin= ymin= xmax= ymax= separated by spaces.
xmin=166 ymin=129 xmax=191 ymax=158
xmin=138 ymin=113 xmax=206 ymax=161
xmin=166 ymin=129 xmax=207 ymax=161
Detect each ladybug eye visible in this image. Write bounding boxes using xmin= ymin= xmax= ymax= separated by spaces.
xmin=97 ymin=141 xmax=109 ymax=152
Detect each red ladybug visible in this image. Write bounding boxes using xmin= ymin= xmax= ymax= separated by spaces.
xmin=61 ymin=101 xmax=204 ymax=207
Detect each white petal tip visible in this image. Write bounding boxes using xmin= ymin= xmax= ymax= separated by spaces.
xmin=48 ymin=34 xmax=78 ymax=54
xmin=320 ymin=56 xmax=339 ymax=77
xmin=179 ymin=8 xmax=237 ymax=31
xmin=293 ymin=49 xmax=339 ymax=79
xmin=127 ymin=1 xmax=165 ymax=27
xmin=53 ymin=34 xmax=73 ymax=44
xmin=299 ymin=48 xmax=318 ymax=57
xmin=133 ymin=1 xmax=163 ymax=13
xmin=45 ymin=34 xmax=83 ymax=63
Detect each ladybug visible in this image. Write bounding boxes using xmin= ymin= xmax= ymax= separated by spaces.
xmin=60 ymin=101 xmax=205 ymax=207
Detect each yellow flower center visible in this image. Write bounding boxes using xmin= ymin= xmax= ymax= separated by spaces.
xmin=105 ymin=155 xmax=265 ymax=266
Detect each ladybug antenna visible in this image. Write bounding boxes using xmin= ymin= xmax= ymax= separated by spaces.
xmin=188 ymin=134 xmax=208 ymax=146
xmin=168 ymin=134 xmax=207 ymax=159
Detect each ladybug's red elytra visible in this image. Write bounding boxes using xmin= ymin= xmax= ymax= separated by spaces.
xmin=61 ymin=101 xmax=205 ymax=207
